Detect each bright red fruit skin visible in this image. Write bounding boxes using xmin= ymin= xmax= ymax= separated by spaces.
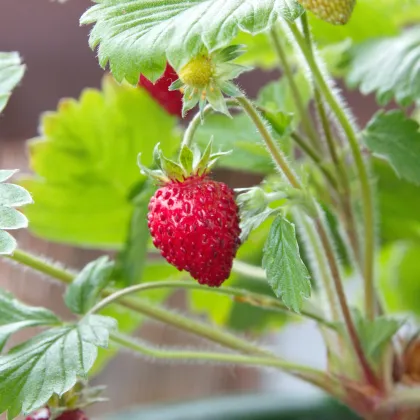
xmin=57 ymin=409 xmax=88 ymax=420
xmin=139 ymin=64 xmax=183 ymax=117
xmin=148 ymin=176 xmax=241 ymax=287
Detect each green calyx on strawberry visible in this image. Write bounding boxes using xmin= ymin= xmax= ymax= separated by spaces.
xmin=298 ymin=0 xmax=356 ymax=25
xmin=138 ymin=142 xmax=241 ymax=287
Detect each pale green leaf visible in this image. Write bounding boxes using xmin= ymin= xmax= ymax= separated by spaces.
xmin=262 ymin=216 xmax=311 ymax=313
xmin=363 ymin=111 xmax=420 ymax=185
xmin=0 ymin=171 xmax=32 ymax=255
xmin=352 ymin=309 xmax=401 ymax=366
xmin=0 ymin=52 xmax=25 ymax=113
xmin=195 ymin=113 xmax=273 ymax=174
xmin=20 ymin=76 xmax=179 ymax=249
xmin=179 ymin=145 xmax=194 ymax=175
xmin=347 ymin=26 xmax=420 ymax=106
xmin=0 ymin=289 xmax=60 ymax=351
xmin=64 ymin=256 xmax=114 ymax=315
xmin=0 ymin=314 xmax=116 ymax=418
xmin=81 ymin=0 xmax=303 ymax=83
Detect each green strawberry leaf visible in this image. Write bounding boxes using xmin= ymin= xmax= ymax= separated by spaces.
xmin=352 ymin=309 xmax=402 ymax=367
xmin=0 ymin=170 xmax=32 ymax=255
xmin=346 ymin=26 xmax=420 ymax=106
xmin=262 ymin=216 xmax=311 ymax=313
xmin=0 ymin=289 xmax=60 ymax=351
xmin=64 ymin=256 xmax=115 ymax=315
xmin=80 ymin=0 xmax=303 ymax=83
xmin=114 ymin=182 xmax=155 ymax=286
xmin=0 ymin=314 xmax=116 ymax=419
xmin=20 ymin=76 xmax=179 ymax=249
xmin=0 ymin=52 xmax=25 ymax=114
xmin=363 ymin=111 xmax=420 ymax=186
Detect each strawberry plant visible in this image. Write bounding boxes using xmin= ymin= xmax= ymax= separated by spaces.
xmin=2 ymin=0 xmax=420 ymax=419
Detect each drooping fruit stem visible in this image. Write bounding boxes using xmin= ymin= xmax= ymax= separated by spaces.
xmin=110 ymin=332 xmax=340 ymax=396
xmin=285 ymin=20 xmax=376 ymax=321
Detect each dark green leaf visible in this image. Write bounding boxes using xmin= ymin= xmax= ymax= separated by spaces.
xmin=346 ymin=26 xmax=420 ymax=106
xmin=262 ymin=216 xmax=311 ymax=313
xmin=64 ymin=257 xmax=114 ymax=315
xmin=0 ymin=52 xmax=25 ymax=114
xmin=115 ymin=183 xmax=155 ymax=286
xmin=81 ymin=0 xmax=303 ymax=83
xmin=20 ymin=76 xmax=179 ymax=248
xmin=364 ymin=111 xmax=420 ymax=185
xmin=0 ymin=315 xmax=116 ymax=418
xmin=0 ymin=289 xmax=60 ymax=351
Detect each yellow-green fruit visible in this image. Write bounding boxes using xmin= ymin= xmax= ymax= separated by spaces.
xmin=298 ymin=0 xmax=356 ymax=25
xmin=179 ymin=55 xmax=214 ymax=88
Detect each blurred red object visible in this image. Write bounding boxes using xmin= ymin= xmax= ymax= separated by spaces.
xmin=139 ymin=64 xmax=183 ymax=117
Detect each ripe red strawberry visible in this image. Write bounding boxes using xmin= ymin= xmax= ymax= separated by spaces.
xmin=139 ymin=63 xmax=183 ymax=117
xmin=140 ymin=142 xmax=241 ymax=287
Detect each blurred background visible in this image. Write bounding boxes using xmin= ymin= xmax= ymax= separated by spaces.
xmin=0 ymin=1 xmax=381 ymax=419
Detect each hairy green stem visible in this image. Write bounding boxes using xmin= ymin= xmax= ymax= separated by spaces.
xmin=295 ymin=212 xmax=340 ymax=321
xmin=270 ymin=27 xmax=319 ymax=148
xmin=110 ymin=332 xmax=339 ymax=396
xmin=9 ymin=249 xmax=74 ymax=284
xmin=300 ymin=13 xmax=362 ymax=268
xmin=182 ymin=99 xmax=238 ymax=148
xmin=5 ymin=248 xmax=278 ymax=357
xmin=290 ymin=132 xmax=338 ymax=189
xmin=89 ymin=280 xmax=334 ymax=328
xmin=236 ymin=96 xmax=301 ymax=188
xmin=314 ymin=216 xmax=378 ymax=388
xmin=286 ymin=21 xmax=376 ymax=321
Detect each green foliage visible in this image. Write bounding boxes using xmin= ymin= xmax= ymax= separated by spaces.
xmin=0 ymin=170 xmax=32 ymax=255
xmin=352 ymin=309 xmax=401 ymax=367
xmin=0 ymin=52 xmax=25 ymax=114
xmin=114 ymin=183 xmax=155 ymax=286
xmin=364 ymin=111 xmax=420 ymax=185
xmin=195 ymin=113 xmax=273 ymax=173
xmin=0 ymin=314 xmax=116 ymax=419
xmin=262 ymin=216 xmax=311 ymax=313
xmin=80 ymin=0 xmax=303 ymax=83
xmin=309 ymin=0 xmax=420 ymax=46
xmin=379 ymin=243 xmax=420 ymax=317
xmin=0 ymin=289 xmax=60 ymax=351
xmin=64 ymin=256 xmax=114 ymax=315
xmin=375 ymin=160 xmax=420 ymax=244
xmin=347 ymin=27 xmax=420 ymax=106
xmin=21 ymin=76 xmax=179 ymax=248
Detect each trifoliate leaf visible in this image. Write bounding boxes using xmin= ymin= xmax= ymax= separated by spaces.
xmin=363 ymin=111 xmax=420 ymax=186
xmin=0 ymin=170 xmax=32 ymax=255
xmin=0 ymin=289 xmax=60 ymax=351
xmin=81 ymin=0 xmax=303 ymax=83
xmin=64 ymin=257 xmax=115 ymax=315
xmin=20 ymin=76 xmax=179 ymax=248
xmin=346 ymin=26 xmax=420 ymax=106
xmin=262 ymin=216 xmax=311 ymax=313
xmin=0 ymin=52 xmax=25 ymax=114
xmin=0 ymin=314 xmax=116 ymax=418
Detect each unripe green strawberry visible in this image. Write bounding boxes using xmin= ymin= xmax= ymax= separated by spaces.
xmin=298 ymin=0 xmax=356 ymax=25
